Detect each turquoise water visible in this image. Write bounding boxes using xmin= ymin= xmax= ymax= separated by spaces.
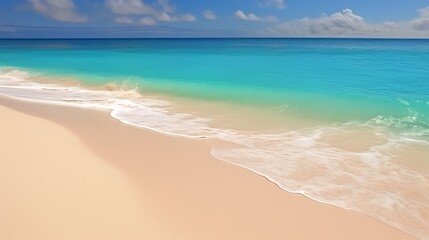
xmin=0 ymin=38 xmax=428 ymax=239
xmin=0 ymin=38 xmax=428 ymax=128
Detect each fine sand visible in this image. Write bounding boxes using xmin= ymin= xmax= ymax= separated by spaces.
xmin=0 ymin=96 xmax=415 ymax=240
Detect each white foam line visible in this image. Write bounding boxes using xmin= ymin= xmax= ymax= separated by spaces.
xmin=1 ymin=69 xmax=427 ymax=240
xmin=210 ymin=148 xmax=358 ymax=210
xmin=0 ymin=89 xmax=360 ymax=212
xmin=110 ymin=109 xmax=210 ymax=139
xmin=0 ymin=86 xmax=209 ymax=140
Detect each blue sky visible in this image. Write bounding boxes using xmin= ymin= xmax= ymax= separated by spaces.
xmin=0 ymin=0 xmax=428 ymax=37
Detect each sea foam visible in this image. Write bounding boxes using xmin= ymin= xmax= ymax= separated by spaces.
xmin=1 ymin=68 xmax=428 ymax=240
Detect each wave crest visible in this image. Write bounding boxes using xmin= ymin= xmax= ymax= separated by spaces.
xmin=1 ymin=68 xmax=428 ymax=240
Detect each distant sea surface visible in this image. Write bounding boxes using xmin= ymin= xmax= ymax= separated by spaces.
xmin=0 ymin=38 xmax=428 ymax=239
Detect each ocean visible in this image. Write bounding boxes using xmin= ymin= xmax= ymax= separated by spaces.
xmin=0 ymin=38 xmax=428 ymax=239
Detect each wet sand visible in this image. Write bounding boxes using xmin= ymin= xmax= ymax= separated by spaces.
xmin=0 ymin=96 xmax=415 ymax=240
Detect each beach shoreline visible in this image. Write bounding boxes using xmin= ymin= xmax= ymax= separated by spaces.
xmin=0 ymin=95 xmax=416 ymax=240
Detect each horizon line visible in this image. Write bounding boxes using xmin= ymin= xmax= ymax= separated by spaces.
xmin=1 ymin=37 xmax=429 ymax=40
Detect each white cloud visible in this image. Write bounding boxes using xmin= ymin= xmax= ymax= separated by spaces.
xmin=156 ymin=12 xmax=175 ymax=21
xmin=156 ymin=12 xmax=196 ymax=22
xmin=260 ymin=0 xmax=286 ymax=9
xmin=180 ymin=13 xmax=196 ymax=22
xmin=234 ymin=10 xmax=277 ymax=22
xmin=105 ymin=0 xmax=156 ymax=15
xmin=410 ymin=7 xmax=429 ymax=31
xmin=203 ymin=10 xmax=216 ymax=20
xmin=274 ymin=7 xmax=429 ymax=37
xmin=140 ymin=17 xmax=156 ymax=25
xmin=105 ymin=0 xmax=195 ymax=25
xmin=115 ymin=16 xmax=133 ymax=23
xmin=277 ymin=9 xmax=365 ymax=35
xmin=28 ymin=0 xmax=87 ymax=22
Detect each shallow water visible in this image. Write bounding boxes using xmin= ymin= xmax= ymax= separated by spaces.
xmin=0 ymin=38 xmax=428 ymax=239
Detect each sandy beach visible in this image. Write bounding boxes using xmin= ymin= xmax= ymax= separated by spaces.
xmin=0 ymin=96 xmax=415 ymax=240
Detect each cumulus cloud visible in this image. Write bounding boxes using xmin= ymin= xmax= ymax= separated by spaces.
xmin=180 ymin=13 xmax=196 ymax=22
xmin=156 ymin=12 xmax=175 ymax=21
xmin=274 ymin=7 xmax=429 ymax=37
xmin=277 ymin=9 xmax=365 ymax=35
xmin=140 ymin=17 xmax=156 ymax=25
xmin=203 ymin=10 xmax=216 ymax=20
xmin=28 ymin=0 xmax=87 ymax=22
xmin=260 ymin=0 xmax=286 ymax=9
xmin=105 ymin=0 xmax=195 ymax=25
xmin=234 ymin=10 xmax=277 ymax=22
xmin=156 ymin=12 xmax=195 ymax=22
xmin=105 ymin=0 xmax=156 ymax=15
xmin=410 ymin=7 xmax=429 ymax=31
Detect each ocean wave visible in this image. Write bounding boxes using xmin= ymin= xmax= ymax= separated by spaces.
xmin=1 ymin=68 xmax=428 ymax=240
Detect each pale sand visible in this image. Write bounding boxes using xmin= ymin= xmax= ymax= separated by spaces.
xmin=0 ymin=97 xmax=415 ymax=240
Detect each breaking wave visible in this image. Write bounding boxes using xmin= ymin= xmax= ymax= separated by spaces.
xmin=1 ymin=68 xmax=428 ymax=239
